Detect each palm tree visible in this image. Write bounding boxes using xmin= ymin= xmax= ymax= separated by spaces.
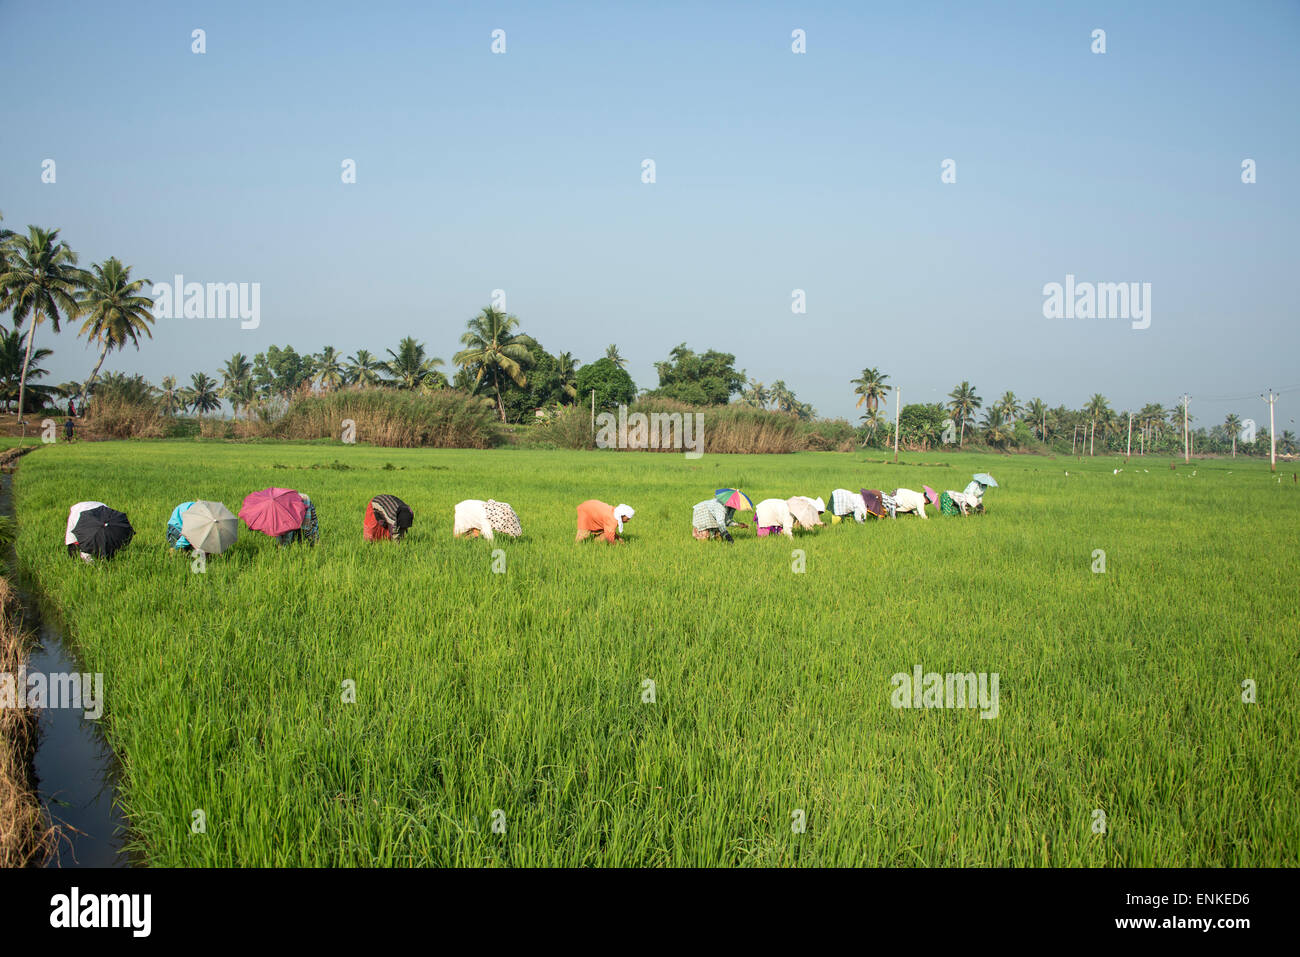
xmin=769 ymin=380 xmax=797 ymax=414
xmin=1084 ymin=393 xmax=1110 ymax=455
xmin=946 ymin=382 xmax=982 ymax=448
xmin=739 ymin=376 xmax=769 ymax=409
xmin=345 ymin=349 xmax=383 ymax=387
xmin=385 ymin=337 xmax=446 ymax=391
xmin=0 ymin=326 xmax=56 ymax=412
xmin=859 ymin=408 xmax=886 ymax=446
xmin=313 ymin=346 xmax=345 ymax=392
xmin=1224 ymin=413 xmax=1242 ymax=457
xmin=996 ymin=391 xmax=1021 ymax=423
xmin=1026 ymin=397 xmax=1047 ymax=441
xmin=453 ymin=308 xmax=536 ymax=422
xmin=94 ymin=372 xmax=155 ymax=405
xmin=220 ymin=354 xmax=253 ymax=417
xmin=1138 ymin=402 xmax=1165 ymax=453
xmin=605 ymin=344 xmax=627 ymax=369
xmin=982 ymin=407 xmax=1011 ymax=447
xmin=851 ymin=367 xmax=891 ymax=414
xmin=158 ymin=376 xmax=182 ymax=416
xmin=74 ymin=257 xmax=155 ymax=411
xmin=185 ymin=372 xmax=221 ymax=414
xmin=0 ymin=226 xmax=85 ymax=424
xmin=556 ymin=351 xmax=580 ymax=402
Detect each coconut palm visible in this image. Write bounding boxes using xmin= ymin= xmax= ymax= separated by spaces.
xmin=312 ymin=346 xmax=345 ymax=392
xmin=185 ymin=372 xmax=221 ymax=414
xmin=769 ymin=380 xmax=797 ymax=414
xmin=1025 ymin=397 xmax=1047 ymax=441
xmin=995 ymin=391 xmax=1021 ymax=423
xmin=385 ymin=337 xmax=446 ymax=391
xmin=74 ymin=257 xmax=155 ymax=411
xmin=220 ymin=354 xmax=253 ymax=417
xmin=946 ymin=382 xmax=982 ymax=448
xmin=605 ymin=344 xmax=627 ymax=369
xmin=982 ymin=407 xmax=1012 ymax=447
xmin=739 ymin=376 xmax=769 ymax=410
xmin=94 ymin=372 xmax=155 ymax=405
xmin=158 ymin=376 xmax=181 ymax=416
xmin=1224 ymin=413 xmax=1243 ymax=457
xmin=1138 ymin=402 xmax=1165 ymax=452
xmin=0 ymin=226 xmax=85 ymax=424
xmin=859 ymin=407 xmax=886 ymax=446
xmin=345 ymin=349 xmax=384 ymax=387
xmin=0 ymin=326 xmax=56 ymax=412
xmin=453 ymin=308 xmax=536 ymax=422
xmin=556 ymin=351 xmax=580 ymax=402
xmin=851 ymin=367 xmax=891 ymax=414
xmin=1083 ymin=393 xmax=1110 ymax=455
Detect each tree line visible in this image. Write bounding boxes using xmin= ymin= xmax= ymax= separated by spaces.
xmin=2 ymin=215 xmax=1288 ymax=455
xmin=848 ymin=368 xmax=1295 ymax=457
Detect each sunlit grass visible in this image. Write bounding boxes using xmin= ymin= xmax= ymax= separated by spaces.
xmin=12 ymin=441 xmax=1299 ymax=866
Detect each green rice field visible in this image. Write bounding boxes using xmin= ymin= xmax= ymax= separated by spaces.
xmin=12 ymin=442 xmax=1299 ymax=866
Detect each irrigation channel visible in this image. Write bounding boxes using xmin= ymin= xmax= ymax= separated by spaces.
xmin=1 ymin=465 xmax=130 ymax=867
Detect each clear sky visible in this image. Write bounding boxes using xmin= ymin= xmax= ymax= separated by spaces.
xmin=2 ymin=0 xmax=1297 ymax=431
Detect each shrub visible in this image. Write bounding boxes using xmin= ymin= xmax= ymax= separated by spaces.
xmin=534 ymin=405 xmax=596 ymax=449
xmin=797 ymin=418 xmax=856 ymax=451
xmin=83 ymin=395 xmax=167 ymax=439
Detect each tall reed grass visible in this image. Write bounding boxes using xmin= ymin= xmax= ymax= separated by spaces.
xmin=273 ymin=389 xmax=501 ymax=448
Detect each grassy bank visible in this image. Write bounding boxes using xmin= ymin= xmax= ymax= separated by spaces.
xmin=12 ymin=443 xmax=1299 ymax=865
xmin=0 ymin=513 xmax=52 ymax=867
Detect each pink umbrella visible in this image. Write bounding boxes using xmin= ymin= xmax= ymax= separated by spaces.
xmin=239 ymin=488 xmax=307 ymax=536
xmin=922 ymin=485 xmax=940 ymax=508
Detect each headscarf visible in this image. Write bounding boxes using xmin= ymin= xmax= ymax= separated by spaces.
xmin=614 ymin=504 xmax=635 ymax=534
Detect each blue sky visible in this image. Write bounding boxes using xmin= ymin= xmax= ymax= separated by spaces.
xmin=1 ymin=0 xmax=1297 ymax=431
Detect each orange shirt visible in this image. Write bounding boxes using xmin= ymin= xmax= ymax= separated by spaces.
xmin=576 ymin=500 xmax=619 ymax=542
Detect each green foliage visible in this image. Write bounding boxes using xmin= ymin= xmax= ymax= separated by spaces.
xmin=575 ymin=357 xmax=636 ymax=411
xmin=252 ymin=345 xmax=312 ymax=399
xmin=647 ymin=343 xmax=745 ymax=405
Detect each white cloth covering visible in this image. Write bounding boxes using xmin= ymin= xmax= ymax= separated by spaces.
xmin=892 ymin=488 xmax=929 ymax=518
xmin=755 ymin=498 xmax=795 ymax=538
xmin=453 ymin=499 xmax=493 ymax=540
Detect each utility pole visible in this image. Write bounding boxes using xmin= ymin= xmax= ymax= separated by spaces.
xmin=893 ymin=387 xmax=901 ymax=464
xmin=1264 ymin=389 xmax=1278 ymax=472
xmin=1126 ymin=411 xmax=1132 ymax=459
xmin=590 ymin=389 xmax=596 ymax=447
xmin=1072 ymin=424 xmax=1078 ymax=455
xmin=1182 ymin=394 xmax=1190 ymax=463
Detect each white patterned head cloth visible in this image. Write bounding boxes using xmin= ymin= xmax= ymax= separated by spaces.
xmin=483 ymin=500 xmax=522 ymax=538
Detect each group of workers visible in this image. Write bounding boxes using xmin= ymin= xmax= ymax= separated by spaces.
xmin=688 ymin=476 xmax=996 ymax=542
xmin=63 ymin=476 xmax=994 ymax=559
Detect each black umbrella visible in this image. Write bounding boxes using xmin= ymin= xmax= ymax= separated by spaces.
xmin=72 ymin=505 xmax=134 ymax=559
